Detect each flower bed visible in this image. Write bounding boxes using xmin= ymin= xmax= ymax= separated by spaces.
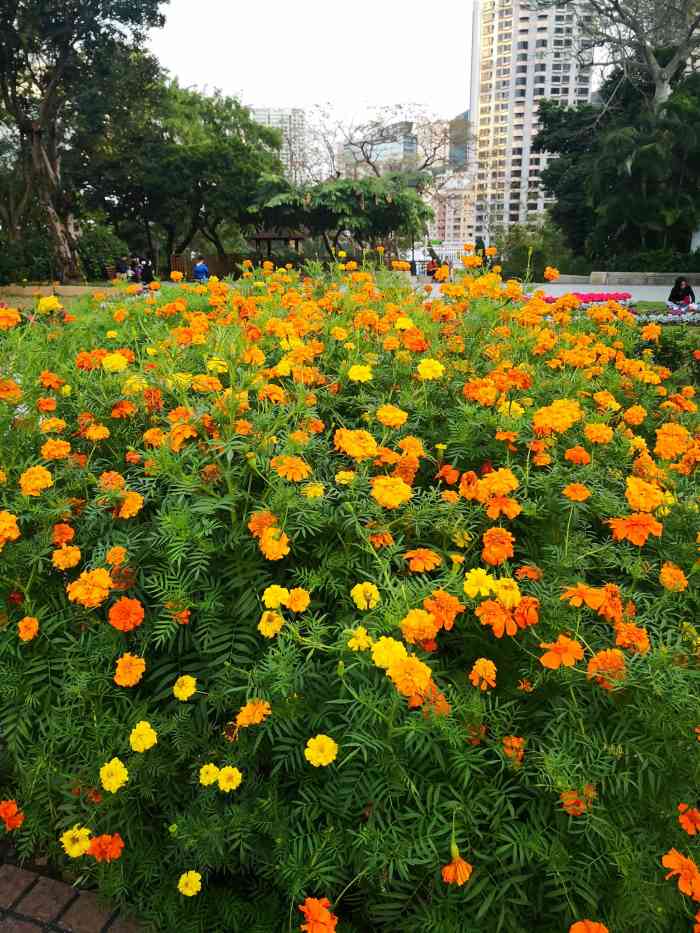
xmin=0 ymin=270 xmax=699 ymax=933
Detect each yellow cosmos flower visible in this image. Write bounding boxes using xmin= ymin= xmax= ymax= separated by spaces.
xmin=60 ymin=824 xmax=92 ymax=858
xmin=178 ymin=871 xmax=202 ymax=897
xmin=173 ymin=675 xmax=197 ymax=701
xmin=304 ymin=734 xmax=338 ymax=767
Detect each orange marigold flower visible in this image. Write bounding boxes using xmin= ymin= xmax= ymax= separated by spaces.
xmin=587 ymin=648 xmax=625 ymax=690
xmin=515 ymin=564 xmax=542 ymax=581
xmin=469 ymin=658 xmax=496 ymax=690
xmin=655 ymin=422 xmax=691 ymax=460
xmin=514 ymin=596 xmax=540 ymax=629
xmin=87 ymin=833 xmax=124 ymax=862
xmin=99 ymin=471 xmax=126 ymax=491
xmin=286 ymin=588 xmax=310 ymax=613
xmin=376 ymin=404 xmax=408 ymax=428
xmin=481 ymin=527 xmax=515 ymax=566
xmin=37 ymin=396 xmax=57 ymax=412
xmin=532 ymin=399 xmax=582 ymax=436
xmin=39 ymin=369 xmax=63 ymax=389
xmin=18 ymin=616 xmax=39 ymax=642
xmin=117 ymin=491 xmax=144 ymax=519
xmin=662 ymin=848 xmax=700 ymax=899
xmin=625 ymin=476 xmax=664 ymax=512
xmin=334 ymin=427 xmax=378 ymax=461
xmin=564 ymin=445 xmax=591 ymax=465
xmin=563 ymin=483 xmax=591 ymax=501
xmin=400 ymin=609 xmax=439 ymax=645
xmin=539 ymin=635 xmax=584 ymax=669
xmin=659 ymin=561 xmax=688 ymax=591
xmin=66 ymin=568 xmax=113 ymax=608
xmin=0 ymin=799 xmax=25 ymax=831
xmin=503 ymin=735 xmax=525 ymax=764
xmin=106 ymin=546 xmax=127 ymax=566
xmin=404 ymin=548 xmax=442 ymax=572
xmin=560 ymin=790 xmax=588 ymax=816
xmin=271 ymin=455 xmax=312 ymax=482
xmin=569 ymin=921 xmax=609 ymax=933
xmin=441 ymin=854 xmax=473 ymax=886
xmin=560 ymin=583 xmax=604 ymax=611
xmin=422 ymin=590 xmax=464 ymax=631
xmin=52 ymin=523 xmax=74 ymax=546
xmin=608 ymin=513 xmax=662 ymax=546
xmin=108 ymin=597 xmax=145 ymax=632
xmin=475 ymin=599 xmax=517 ymax=638
xmin=369 ymin=530 xmax=395 ymax=549
xmin=623 ymin=405 xmax=646 ymax=426
xmin=248 ymin=510 xmax=278 ymax=539
xmin=114 ymin=653 xmax=146 ymax=687
xmin=584 ymin=423 xmax=613 ymax=445
xmin=20 ymin=465 xmax=53 ymax=497
xmin=41 ymin=439 xmax=71 ymax=460
xmin=679 ymin=803 xmax=700 ymax=836
xmin=298 ymin=896 xmax=338 ymax=933
xmin=387 ymin=656 xmax=433 ymax=699
xmin=259 ymin=526 xmax=290 ymax=560
xmin=614 ymin=621 xmax=650 ymax=654
xmin=52 ymin=546 xmax=81 ymax=570
xmin=142 ymin=427 xmax=165 ymax=448
xmin=485 ymin=495 xmax=522 ymax=519
xmin=235 ymin=699 xmax=272 ymax=729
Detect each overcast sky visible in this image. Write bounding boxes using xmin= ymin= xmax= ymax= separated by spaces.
xmin=149 ymin=0 xmax=474 ymax=122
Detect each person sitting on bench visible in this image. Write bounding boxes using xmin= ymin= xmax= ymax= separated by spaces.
xmin=667 ymin=277 xmax=697 ymax=312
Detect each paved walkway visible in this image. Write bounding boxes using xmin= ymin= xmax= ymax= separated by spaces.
xmin=0 ymin=865 xmax=140 ymax=933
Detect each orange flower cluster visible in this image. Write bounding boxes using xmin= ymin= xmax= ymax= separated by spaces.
xmin=298 ymin=897 xmax=338 ymax=933
xmin=0 ymin=799 xmax=25 ymax=831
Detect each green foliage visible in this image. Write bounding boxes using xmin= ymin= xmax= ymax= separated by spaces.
xmin=0 ymin=269 xmax=698 ymax=933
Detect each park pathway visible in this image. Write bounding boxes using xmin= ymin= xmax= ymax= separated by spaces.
xmin=0 ymin=865 xmax=140 ymax=933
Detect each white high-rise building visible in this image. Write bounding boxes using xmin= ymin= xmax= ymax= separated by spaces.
xmin=470 ymin=0 xmax=594 ymax=238
xmin=250 ymin=108 xmax=307 ymax=183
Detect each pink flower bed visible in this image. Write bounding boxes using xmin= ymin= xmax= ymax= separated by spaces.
xmin=542 ymin=292 xmax=632 ymax=304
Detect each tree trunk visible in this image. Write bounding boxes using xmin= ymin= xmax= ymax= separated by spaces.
xmin=321 ymin=230 xmax=335 ymax=257
xmin=653 ymin=75 xmax=673 ymax=112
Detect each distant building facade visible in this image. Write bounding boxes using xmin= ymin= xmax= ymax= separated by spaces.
xmin=250 ymin=108 xmax=307 ymax=182
xmin=470 ymin=0 xmax=594 ymax=238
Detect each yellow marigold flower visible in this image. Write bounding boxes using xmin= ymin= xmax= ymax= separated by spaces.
xmin=463 ymin=568 xmax=495 ymax=599
xmin=417 ymin=358 xmax=445 ymax=380
xmin=177 ymin=871 xmax=202 ymax=897
xmin=371 ymin=476 xmax=413 ymax=509
xmin=286 ymin=587 xmax=310 ymax=613
xmin=37 ymin=295 xmax=62 ymax=314
xmin=99 ymin=757 xmax=128 ymax=793
xmin=347 ymin=364 xmax=373 ymax=382
xmin=129 ymin=721 xmax=157 ymax=752
xmin=206 ymin=356 xmax=228 ymax=373
xmin=351 ymin=582 xmax=380 ymax=610
xmin=330 ymin=326 xmax=348 ymax=340
xmin=347 ymin=626 xmax=373 ymax=651
xmin=0 ymin=510 xmax=20 ymax=552
xmin=60 ymin=825 xmax=92 ymax=858
xmin=217 ymin=766 xmax=243 ymax=792
xmin=258 ymin=610 xmax=284 ymax=637
xmin=199 ymin=763 xmax=220 ymax=786
xmin=19 ymin=465 xmax=53 ymax=497
xmin=304 ymin=734 xmax=338 ymax=767
xmin=376 ymin=403 xmax=408 ymax=428
xmin=52 ymin=546 xmax=81 ymax=570
xmin=492 ymin=578 xmax=522 ymax=609
xmin=262 ymin=585 xmax=290 ymax=609
xmin=497 ymin=400 xmax=524 ymax=419
xmin=173 ymin=675 xmax=197 ymax=701
xmin=394 ymin=315 xmax=414 ymax=331
xmin=302 ymin=482 xmax=325 ymax=499
xmin=335 ymin=470 xmax=356 ymax=485
xmin=102 ymin=352 xmax=129 ymax=373
xmin=371 ymin=636 xmax=408 ymax=670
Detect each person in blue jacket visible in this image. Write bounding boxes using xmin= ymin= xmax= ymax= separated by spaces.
xmin=193 ymin=257 xmax=209 ymax=283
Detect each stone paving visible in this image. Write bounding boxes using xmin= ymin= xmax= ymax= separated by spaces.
xmin=0 ymin=865 xmax=140 ymax=933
